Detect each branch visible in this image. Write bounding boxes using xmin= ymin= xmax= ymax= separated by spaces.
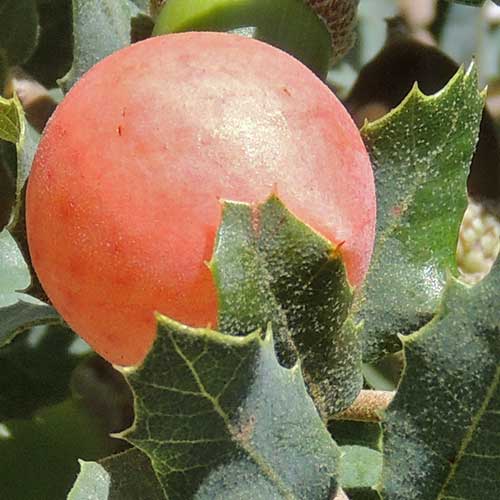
xmin=332 ymin=390 xmax=395 ymax=422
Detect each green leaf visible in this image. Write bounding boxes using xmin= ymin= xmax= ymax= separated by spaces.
xmin=11 ymin=118 xmax=39 ymax=228
xmin=381 ymin=258 xmax=500 ymax=499
xmin=59 ymin=0 xmax=134 ymax=92
xmin=0 ymin=95 xmax=40 ymax=228
xmin=101 ymin=449 xmax=164 ymax=500
xmin=0 ymin=95 xmax=21 ymax=144
xmin=0 ymin=0 xmax=39 ymax=65
xmin=121 ymin=317 xmax=339 ymax=499
xmin=0 ymin=229 xmax=29 ymax=304
xmin=0 ymin=325 xmax=84 ymax=420
xmin=153 ymin=0 xmax=332 ymax=78
xmin=339 ymin=445 xmax=382 ymax=500
xmin=210 ymin=196 xmax=361 ymax=416
xmin=0 ymin=399 xmax=112 ymax=500
xmin=0 ymin=229 xmax=58 ymax=348
xmin=0 ymin=96 xmax=43 ymax=304
xmin=0 ymin=300 xmax=59 ymax=348
xmin=354 ymin=64 xmax=485 ymax=362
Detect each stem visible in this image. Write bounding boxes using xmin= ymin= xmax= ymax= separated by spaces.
xmin=332 ymin=390 xmax=395 ymax=422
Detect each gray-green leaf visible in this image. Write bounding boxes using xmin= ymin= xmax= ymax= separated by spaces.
xmin=0 ymin=229 xmax=58 ymax=348
xmin=381 ymin=258 xmax=500 ymax=499
xmin=339 ymin=445 xmax=382 ymax=500
xmin=355 ymin=64 xmax=485 ymax=362
xmin=58 ymin=0 xmax=134 ymax=92
xmin=122 ymin=317 xmax=339 ymax=499
xmin=68 ymin=461 xmax=112 ymax=500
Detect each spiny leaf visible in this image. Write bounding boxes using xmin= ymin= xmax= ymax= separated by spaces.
xmin=355 ymin=64 xmax=485 ymax=362
xmin=58 ymin=0 xmax=135 ymax=92
xmin=118 ymin=317 xmax=339 ymax=499
xmin=101 ymin=449 xmax=164 ymax=500
xmin=381 ymin=258 xmax=500 ymax=499
xmin=210 ymin=200 xmax=290 ymax=359
xmin=210 ymin=195 xmax=361 ymax=416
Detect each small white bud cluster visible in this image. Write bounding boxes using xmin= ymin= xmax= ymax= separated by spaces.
xmin=457 ymin=199 xmax=500 ymax=283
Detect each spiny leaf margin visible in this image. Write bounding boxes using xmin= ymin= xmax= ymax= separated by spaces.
xmin=210 ymin=195 xmax=362 ymax=417
xmin=355 ymin=63 xmax=485 ymax=362
xmin=118 ymin=316 xmax=339 ymax=499
xmin=380 ymin=258 xmax=500 ymax=499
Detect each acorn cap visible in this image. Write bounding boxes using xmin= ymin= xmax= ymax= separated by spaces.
xmin=149 ymin=0 xmax=167 ymax=18
xmin=305 ymin=0 xmax=359 ymax=62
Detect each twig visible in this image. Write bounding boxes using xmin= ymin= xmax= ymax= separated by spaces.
xmin=332 ymin=390 xmax=395 ymax=422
